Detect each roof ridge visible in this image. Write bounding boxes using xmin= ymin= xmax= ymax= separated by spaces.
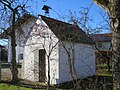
xmin=38 ymin=14 xmax=79 ymax=27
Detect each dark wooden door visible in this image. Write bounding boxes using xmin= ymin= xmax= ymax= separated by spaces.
xmin=39 ymin=49 xmax=46 ymax=82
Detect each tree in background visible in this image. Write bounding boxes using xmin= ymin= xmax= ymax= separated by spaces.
xmin=64 ymin=4 xmax=107 ymax=35
xmin=0 ymin=0 xmax=26 ymax=82
xmin=93 ymin=0 xmax=120 ymax=89
xmin=0 ymin=0 xmax=35 ymax=82
xmin=0 ymin=0 xmax=47 ymax=83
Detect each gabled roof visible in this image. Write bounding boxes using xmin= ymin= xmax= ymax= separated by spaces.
xmin=40 ymin=15 xmax=94 ymax=44
xmin=91 ymin=33 xmax=111 ymax=42
xmin=6 ymin=13 xmax=94 ymax=44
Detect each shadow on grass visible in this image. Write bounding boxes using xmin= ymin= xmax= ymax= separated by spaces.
xmin=0 ymin=75 xmax=113 ymax=90
xmin=55 ymin=75 xmax=113 ymax=90
xmin=0 ymin=79 xmax=53 ymax=89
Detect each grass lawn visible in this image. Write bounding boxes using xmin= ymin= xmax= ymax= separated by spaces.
xmin=0 ymin=83 xmax=32 ymax=90
xmin=96 ymin=64 xmax=112 ymax=76
xmin=96 ymin=69 xmax=112 ymax=76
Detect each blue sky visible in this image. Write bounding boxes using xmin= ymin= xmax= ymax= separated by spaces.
xmin=28 ymin=0 xmax=105 ymax=23
xmin=27 ymin=0 xmax=109 ymax=32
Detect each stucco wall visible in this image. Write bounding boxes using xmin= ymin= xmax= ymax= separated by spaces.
xmin=23 ymin=16 xmax=59 ymax=84
xmin=8 ymin=36 xmax=12 ymax=62
xmin=58 ymin=42 xmax=95 ymax=84
xmin=8 ymin=36 xmax=24 ymax=63
xmin=8 ymin=23 xmax=27 ymax=63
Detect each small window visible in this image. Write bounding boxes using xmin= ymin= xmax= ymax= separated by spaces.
xmin=19 ymin=54 xmax=23 ymax=60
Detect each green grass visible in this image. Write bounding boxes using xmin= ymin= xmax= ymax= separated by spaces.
xmin=97 ymin=71 xmax=112 ymax=76
xmin=96 ymin=64 xmax=112 ymax=76
xmin=97 ymin=64 xmax=109 ymax=69
xmin=0 ymin=83 xmax=32 ymax=90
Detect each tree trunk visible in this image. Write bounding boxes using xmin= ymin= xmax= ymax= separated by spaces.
xmin=11 ymin=12 xmax=18 ymax=82
xmin=93 ymin=0 xmax=120 ymax=89
xmin=111 ymin=19 xmax=120 ymax=90
xmin=110 ymin=0 xmax=120 ymax=89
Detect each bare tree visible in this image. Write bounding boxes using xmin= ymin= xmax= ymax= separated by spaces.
xmin=0 ymin=0 xmax=42 ymax=82
xmin=0 ymin=0 xmax=28 ymax=82
xmin=66 ymin=5 xmax=104 ymax=35
xmin=61 ymin=5 xmax=113 ymax=89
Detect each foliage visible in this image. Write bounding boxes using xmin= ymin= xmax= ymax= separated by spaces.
xmin=0 ymin=83 xmax=32 ymax=90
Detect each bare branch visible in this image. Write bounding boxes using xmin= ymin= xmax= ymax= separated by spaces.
xmin=0 ymin=0 xmax=13 ymax=10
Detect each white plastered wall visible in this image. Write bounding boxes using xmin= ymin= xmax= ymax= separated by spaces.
xmin=8 ymin=36 xmax=12 ymax=62
xmin=58 ymin=42 xmax=95 ymax=84
xmin=23 ymin=16 xmax=59 ymax=84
